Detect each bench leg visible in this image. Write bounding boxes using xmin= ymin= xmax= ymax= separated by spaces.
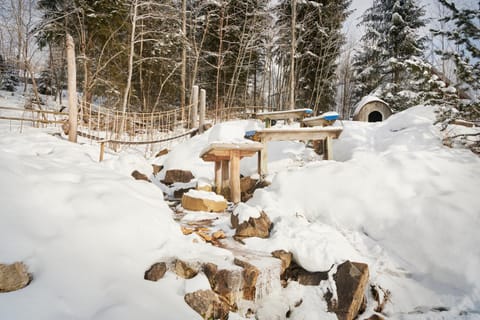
xmin=324 ymin=136 xmax=333 ymax=160
xmin=214 ymin=161 xmax=222 ymax=194
xmin=221 ymin=159 xmax=229 ymax=192
xmin=230 ymin=151 xmax=241 ymax=203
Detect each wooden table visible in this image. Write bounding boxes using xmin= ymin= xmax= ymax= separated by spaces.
xmin=252 ymin=127 xmax=343 ymax=175
xmin=200 ymin=142 xmax=264 ymax=204
xmin=255 ymin=108 xmax=313 ymax=127
xmin=302 ymin=112 xmax=339 ymax=127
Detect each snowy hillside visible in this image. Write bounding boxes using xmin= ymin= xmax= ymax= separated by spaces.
xmin=0 ymin=104 xmax=479 ymax=319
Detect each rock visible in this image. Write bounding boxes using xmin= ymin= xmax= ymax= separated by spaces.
xmin=234 ymin=259 xmax=260 ymax=301
xmin=152 ymin=164 xmax=163 ymax=175
xmin=184 ymin=289 xmax=230 ymax=320
xmin=365 ymin=315 xmax=384 ymax=320
xmin=197 ymin=184 xmax=212 ymax=192
xmin=163 ymin=169 xmax=194 ymax=185
xmin=155 ymin=148 xmax=169 ymax=157
xmin=231 ymin=211 xmax=272 ymax=239
xmin=144 ymin=262 xmax=167 ymax=281
xmin=0 ymin=262 xmax=31 ymax=292
xmin=271 ymin=250 xmax=293 ymax=279
xmin=182 ymin=192 xmax=227 ymax=213
xmin=173 ymin=187 xmax=194 ymax=199
xmin=203 ymin=263 xmax=242 ymax=306
xmin=240 ymin=176 xmax=258 ymax=194
xmin=284 ymin=261 xmax=328 ymax=286
xmin=327 ymin=261 xmax=369 ymax=320
xmin=131 ymin=170 xmax=150 ymax=182
xmin=174 ymin=260 xmax=198 ymax=279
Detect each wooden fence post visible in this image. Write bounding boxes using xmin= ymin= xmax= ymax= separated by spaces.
xmin=66 ymin=34 xmax=77 ymax=143
xmin=191 ymin=85 xmax=199 ymax=129
xmin=199 ymin=88 xmax=206 ymax=133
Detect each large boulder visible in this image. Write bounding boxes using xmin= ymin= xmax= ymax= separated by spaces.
xmin=271 ymin=250 xmax=293 ymax=279
xmin=0 ymin=262 xmax=31 ymax=292
xmin=163 ymin=169 xmax=194 ymax=185
xmin=231 ymin=211 xmax=272 ymax=239
xmin=182 ymin=190 xmax=227 ymax=213
xmin=144 ymin=262 xmax=167 ymax=281
xmin=327 ymin=261 xmax=369 ymax=320
xmin=184 ymin=289 xmax=230 ymax=320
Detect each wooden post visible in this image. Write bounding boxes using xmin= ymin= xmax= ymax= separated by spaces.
xmin=221 ymin=159 xmax=229 ymax=190
xmin=229 ymin=151 xmax=240 ymax=204
xmin=66 ymin=34 xmax=77 ymax=142
xmin=191 ymin=85 xmax=199 ymax=129
xmin=99 ymin=141 xmax=105 ymax=162
xmin=199 ymin=88 xmax=206 ymax=133
xmin=214 ymin=161 xmax=222 ymax=193
xmin=324 ymin=136 xmax=333 ymax=160
xmin=258 ymin=140 xmax=268 ymax=177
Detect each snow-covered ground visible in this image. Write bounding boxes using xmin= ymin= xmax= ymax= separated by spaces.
xmin=1 ymin=89 xmax=479 ymax=319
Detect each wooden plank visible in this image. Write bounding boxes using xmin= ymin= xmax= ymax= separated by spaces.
xmin=258 ymin=144 xmax=268 ymax=176
xmin=215 ymin=161 xmax=222 ymax=193
xmin=255 ymin=127 xmax=342 ymax=142
xmin=255 ymin=108 xmax=312 ymax=121
xmin=229 ymin=150 xmax=241 ymax=204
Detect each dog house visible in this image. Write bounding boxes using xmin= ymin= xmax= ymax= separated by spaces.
xmin=352 ymin=96 xmax=392 ymax=122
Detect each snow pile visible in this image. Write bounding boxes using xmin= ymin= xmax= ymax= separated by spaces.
xmin=1 ymin=103 xmax=479 ymax=319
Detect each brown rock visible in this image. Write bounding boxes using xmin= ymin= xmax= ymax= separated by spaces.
xmin=152 ymin=164 xmax=163 ymax=175
xmin=240 ymin=176 xmax=258 ymax=194
xmin=174 ymin=260 xmax=198 ymax=279
xmin=0 ymin=262 xmax=31 ymax=292
xmin=231 ymin=211 xmax=272 ymax=239
xmin=365 ymin=315 xmax=384 ymax=320
xmin=155 ymin=148 xmax=169 ymax=157
xmin=144 ymin=262 xmax=167 ymax=281
xmin=131 ymin=170 xmax=151 ymax=182
xmin=327 ymin=261 xmax=369 ymax=320
xmin=271 ymin=250 xmax=293 ymax=278
xmin=173 ymin=187 xmax=194 ymax=199
xmin=197 ymin=184 xmax=213 ymax=192
xmin=184 ymin=290 xmax=230 ymax=320
xmin=284 ymin=261 xmax=328 ymax=285
xmin=202 ymin=263 xmax=242 ymax=306
xmin=163 ymin=169 xmax=194 ymax=185
xmin=234 ymin=259 xmax=260 ymax=301
xmin=181 ymin=193 xmax=227 ymax=213
xmin=212 ymin=230 xmax=226 ymax=240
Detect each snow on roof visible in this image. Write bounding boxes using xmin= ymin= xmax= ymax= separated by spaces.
xmin=352 ymin=95 xmax=389 ymax=117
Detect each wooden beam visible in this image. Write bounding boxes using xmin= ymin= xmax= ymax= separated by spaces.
xmin=324 ymin=136 xmax=333 ymax=160
xmin=214 ymin=161 xmax=222 ymax=193
xmin=221 ymin=159 xmax=229 ymax=191
xmin=229 ymin=150 xmax=241 ymax=204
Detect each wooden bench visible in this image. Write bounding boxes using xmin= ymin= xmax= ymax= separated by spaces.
xmin=200 ymin=142 xmax=264 ymax=204
xmin=255 ymin=108 xmax=313 ymax=127
xmin=302 ymin=112 xmax=339 ymax=127
xmin=251 ymin=127 xmax=343 ymax=175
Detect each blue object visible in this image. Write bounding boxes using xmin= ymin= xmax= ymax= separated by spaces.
xmin=244 ymin=130 xmax=257 ymax=139
xmin=321 ymin=113 xmax=339 ymax=121
xmin=304 ymin=109 xmax=313 ymax=115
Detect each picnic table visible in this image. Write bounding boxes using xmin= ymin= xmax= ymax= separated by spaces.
xmin=302 ymin=111 xmax=339 ymax=127
xmin=255 ymin=108 xmax=313 ymax=127
xmin=200 ymin=142 xmax=264 ymax=204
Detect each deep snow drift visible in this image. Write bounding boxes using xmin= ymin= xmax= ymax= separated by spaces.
xmin=0 ymin=105 xmax=479 ymax=319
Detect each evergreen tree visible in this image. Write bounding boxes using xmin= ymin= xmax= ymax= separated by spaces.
xmin=431 ymin=0 xmax=479 ymax=124
xmin=275 ymin=0 xmax=351 ymax=114
xmin=352 ymin=0 xmax=427 ymax=112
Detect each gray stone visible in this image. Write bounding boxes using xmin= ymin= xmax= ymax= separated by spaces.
xmin=0 ymin=262 xmax=31 ymax=292
xmin=174 ymin=260 xmax=198 ymax=279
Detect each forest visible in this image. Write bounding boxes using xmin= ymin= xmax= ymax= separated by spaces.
xmin=0 ymin=0 xmax=478 ymax=123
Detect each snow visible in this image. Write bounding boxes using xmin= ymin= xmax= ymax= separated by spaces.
xmin=1 ymin=92 xmax=480 ymax=320
xmin=352 ymin=95 xmax=389 ymax=117
xmin=233 ymin=203 xmax=262 ymax=223
xmin=184 ymin=189 xmax=225 ymax=202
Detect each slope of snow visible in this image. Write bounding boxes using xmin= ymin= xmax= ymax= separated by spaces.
xmin=1 ymin=100 xmax=479 ymax=319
